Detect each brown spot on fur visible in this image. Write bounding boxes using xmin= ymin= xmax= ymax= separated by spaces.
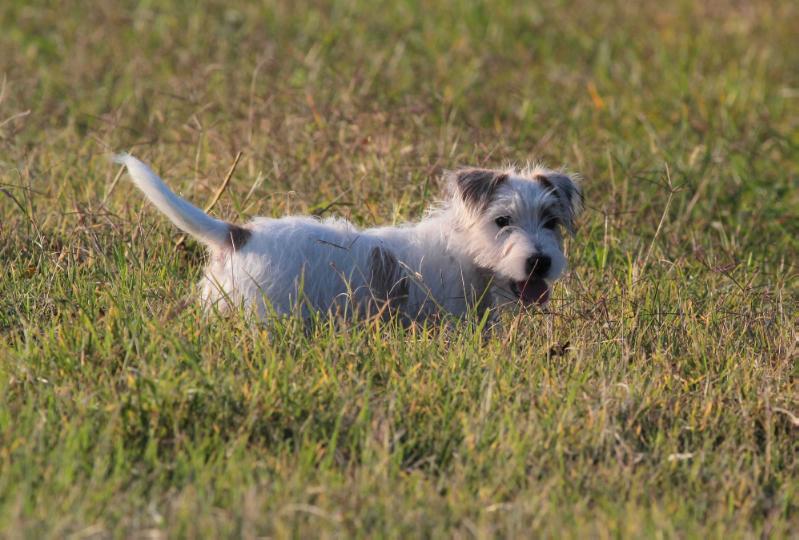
xmin=228 ymin=224 xmax=251 ymax=250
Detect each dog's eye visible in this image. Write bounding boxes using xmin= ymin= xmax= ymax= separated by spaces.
xmin=542 ymin=217 xmax=559 ymax=230
xmin=494 ymin=216 xmax=511 ymax=228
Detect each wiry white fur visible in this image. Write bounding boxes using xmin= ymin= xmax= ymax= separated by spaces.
xmin=116 ymin=155 xmax=581 ymax=321
xmin=201 ymin=213 xmax=484 ymax=319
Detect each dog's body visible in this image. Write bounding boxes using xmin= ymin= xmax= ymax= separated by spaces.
xmin=115 ymin=155 xmax=581 ymax=321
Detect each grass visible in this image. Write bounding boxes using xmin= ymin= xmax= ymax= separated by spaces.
xmin=1 ymin=0 xmax=797 ymax=537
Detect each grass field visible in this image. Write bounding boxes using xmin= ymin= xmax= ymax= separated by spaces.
xmin=1 ymin=0 xmax=798 ymax=537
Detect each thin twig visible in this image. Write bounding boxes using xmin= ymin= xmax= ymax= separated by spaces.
xmin=203 ymin=151 xmax=243 ymax=213
xmin=103 ymin=164 xmax=126 ymax=205
xmin=0 ymin=187 xmax=28 ymax=217
xmin=175 ymin=151 xmax=243 ymax=250
xmin=774 ymin=408 xmax=799 ymax=427
xmin=0 ymin=110 xmax=31 ymax=135
xmin=0 ymin=186 xmax=41 ymax=238
xmin=640 ymin=163 xmax=675 ymax=271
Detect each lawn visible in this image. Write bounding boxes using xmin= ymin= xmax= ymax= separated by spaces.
xmin=0 ymin=0 xmax=797 ymax=537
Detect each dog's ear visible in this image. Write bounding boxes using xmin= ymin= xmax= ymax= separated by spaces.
xmin=450 ymin=168 xmax=508 ymax=212
xmin=535 ymin=172 xmax=583 ymax=233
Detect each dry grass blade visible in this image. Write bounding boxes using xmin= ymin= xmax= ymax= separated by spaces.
xmin=773 ymin=408 xmax=799 ymax=427
xmin=103 ymin=164 xmax=126 ymax=205
xmin=174 ymin=151 xmax=243 ymax=250
xmin=640 ymin=163 xmax=675 ymax=272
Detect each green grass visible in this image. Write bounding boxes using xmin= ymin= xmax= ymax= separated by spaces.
xmin=1 ymin=0 xmax=797 ymax=537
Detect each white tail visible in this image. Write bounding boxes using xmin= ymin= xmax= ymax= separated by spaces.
xmin=113 ymin=154 xmax=232 ymax=249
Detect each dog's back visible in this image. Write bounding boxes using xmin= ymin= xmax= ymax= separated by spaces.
xmin=116 ymin=155 xmax=410 ymax=316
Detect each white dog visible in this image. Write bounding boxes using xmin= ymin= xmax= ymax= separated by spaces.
xmin=115 ymin=155 xmax=581 ymax=321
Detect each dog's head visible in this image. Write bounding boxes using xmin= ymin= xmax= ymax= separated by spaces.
xmin=447 ymin=165 xmax=582 ymax=306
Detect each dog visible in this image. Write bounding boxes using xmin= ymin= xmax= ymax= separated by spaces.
xmin=114 ymin=154 xmax=581 ymax=321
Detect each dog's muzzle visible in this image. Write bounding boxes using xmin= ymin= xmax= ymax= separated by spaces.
xmin=510 ymin=278 xmax=550 ymax=305
xmin=510 ymin=255 xmax=551 ymax=306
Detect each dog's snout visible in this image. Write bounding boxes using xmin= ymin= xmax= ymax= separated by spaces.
xmin=526 ymin=255 xmax=551 ymax=277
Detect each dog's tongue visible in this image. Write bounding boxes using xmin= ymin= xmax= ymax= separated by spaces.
xmin=516 ymin=279 xmax=550 ymax=305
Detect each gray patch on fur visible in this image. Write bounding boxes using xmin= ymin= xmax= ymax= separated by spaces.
xmin=535 ymin=173 xmax=582 ymax=233
xmin=453 ymin=169 xmax=509 ymax=212
xmin=368 ymin=246 xmax=409 ymax=314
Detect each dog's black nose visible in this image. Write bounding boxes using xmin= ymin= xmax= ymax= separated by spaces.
xmin=526 ymin=255 xmax=551 ymax=277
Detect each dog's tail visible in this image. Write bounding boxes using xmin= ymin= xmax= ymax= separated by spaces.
xmin=113 ymin=154 xmax=248 ymax=250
